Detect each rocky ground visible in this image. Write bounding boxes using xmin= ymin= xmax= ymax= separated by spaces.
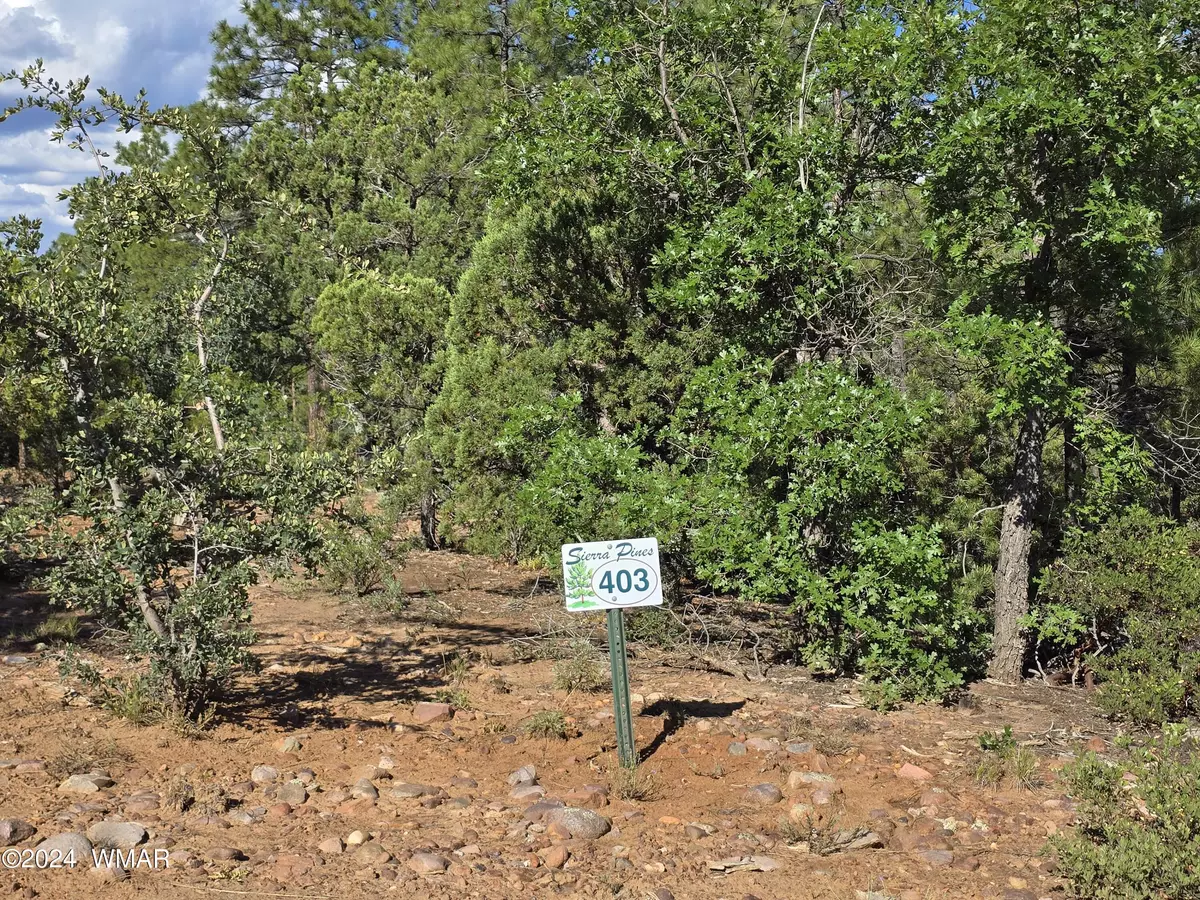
xmin=0 ymin=551 xmax=1111 ymax=900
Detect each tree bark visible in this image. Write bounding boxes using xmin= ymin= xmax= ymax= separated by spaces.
xmin=989 ymin=405 xmax=1048 ymax=682
xmin=16 ymin=437 xmax=26 ymax=472
xmin=306 ymin=362 xmax=321 ymax=443
xmin=193 ymin=235 xmax=229 ymax=453
xmin=419 ymin=490 xmax=441 ymax=551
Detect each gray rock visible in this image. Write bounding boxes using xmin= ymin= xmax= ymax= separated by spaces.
xmin=390 ymin=783 xmax=440 ymax=799
xmin=919 ymin=849 xmax=954 ymax=867
xmin=788 ymin=771 xmax=834 ymax=789
xmin=350 ymin=779 xmax=378 ymax=800
xmin=745 ymin=737 xmax=780 ymax=752
xmin=727 ymin=741 xmax=747 ymax=756
xmin=412 ymin=702 xmax=452 ymax=724
xmin=786 ymin=742 xmax=815 ymax=754
xmin=0 ymin=818 xmax=35 ymax=847
xmin=354 ymin=842 xmax=391 ymax=866
xmin=59 ymin=772 xmax=114 ymax=794
xmin=509 ymin=784 xmax=545 ymax=802
xmin=250 ymin=765 xmax=279 ymax=785
xmin=407 ymin=851 xmax=449 ymax=874
xmin=86 ymin=822 xmax=147 ymax=850
xmin=278 ymin=781 xmax=308 ymax=806
xmin=276 ymin=736 xmax=302 ymax=753
xmin=546 ymin=807 xmax=611 ymax=840
xmin=523 ymin=799 xmax=565 ymax=823
xmin=507 ymin=764 xmax=537 ymax=786
xmin=37 ymin=832 xmax=92 ymax=863
xmin=317 ymin=837 xmax=343 ymax=855
xmin=744 ymin=783 xmax=784 ymax=805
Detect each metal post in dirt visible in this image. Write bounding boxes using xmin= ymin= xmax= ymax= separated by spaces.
xmin=561 ymin=537 xmax=664 ymax=770
xmin=606 ymin=608 xmax=637 ymax=767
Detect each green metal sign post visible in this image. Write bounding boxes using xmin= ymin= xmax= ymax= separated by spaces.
xmin=606 ymin=609 xmax=637 ymax=767
xmin=561 ymin=537 xmax=664 ymax=770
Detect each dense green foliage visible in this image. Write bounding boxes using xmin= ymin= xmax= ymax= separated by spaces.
xmin=1040 ymin=509 xmax=1200 ymax=724
xmin=1055 ymin=728 xmax=1200 ymax=899
xmin=3 ymin=0 xmax=1200 ymax=719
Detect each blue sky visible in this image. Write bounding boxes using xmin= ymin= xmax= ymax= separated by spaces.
xmin=0 ymin=0 xmax=243 ymax=241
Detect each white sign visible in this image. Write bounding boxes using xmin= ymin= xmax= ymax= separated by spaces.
xmin=561 ymin=537 xmax=663 ymax=611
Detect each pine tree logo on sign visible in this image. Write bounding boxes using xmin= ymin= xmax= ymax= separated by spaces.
xmin=561 ymin=538 xmax=663 ymax=611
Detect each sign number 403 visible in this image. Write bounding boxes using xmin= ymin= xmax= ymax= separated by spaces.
xmin=561 ymin=537 xmax=664 ymax=611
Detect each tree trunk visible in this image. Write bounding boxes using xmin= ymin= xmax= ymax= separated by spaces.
xmin=419 ymin=490 xmax=441 ymax=551
xmin=306 ymin=363 xmax=320 ymax=443
xmin=193 ymin=235 xmax=228 ymax=452
xmin=989 ymin=405 xmax=1048 ymax=683
xmin=1063 ymin=415 xmax=1083 ymax=513
xmin=16 ymin=437 xmax=26 ymax=472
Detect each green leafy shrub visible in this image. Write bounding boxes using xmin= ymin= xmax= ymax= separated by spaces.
xmin=625 ymin=607 xmax=687 ymax=649
xmin=1039 ymin=509 xmax=1200 ymax=724
xmin=611 ymin=761 xmax=658 ymax=801
xmin=552 ymin=647 xmax=608 ymax=693
xmin=1054 ymin=727 xmax=1200 ymax=899
xmin=322 ymin=499 xmax=407 ymax=597
xmin=975 ymin=727 xmax=1039 ymax=790
xmin=524 ymin=710 xmax=568 ymax=740
xmin=668 ymin=354 xmax=985 ymax=703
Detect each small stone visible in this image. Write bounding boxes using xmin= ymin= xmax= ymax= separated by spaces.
xmin=351 ymin=779 xmax=379 ymax=800
xmin=683 ymin=825 xmax=707 ymax=839
xmin=564 ymin=785 xmax=608 ymax=808
xmin=59 ymin=773 xmax=114 ymax=794
xmin=653 ymin=890 xmax=675 ymax=900
xmin=406 ymin=851 xmax=448 ymax=874
xmin=897 ymin=763 xmax=933 ymax=781
xmin=86 ymin=822 xmax=147 ymax=850
xmin=346 ymin=831 xmax=368 ymax=846
xmin=744 ymin=784 xmax=784 ymax=805
xmin=278 ymin=781 xmax=308 ymax=805
xmin=354 ymin=842 xmax=391 ymax=866
xmin=524 ymin=799 xmax=566 ymax=823
xmin=251 ymin=765 xmax=280 ymax=785
xmin=90 ymin=864 xmax=129 ymax=883
xmin=276 ymin=736 xmax=302 ymax=754
xmin=745 ymin=738 xmax=779 ymax=753
xmin=787 ymin=771 xmax=834 ymax=790
xmin=786 ymin=742 xmax=815 ymax=754
xmin=789 ymin=803 xmax=816 ymax=823
xmin=37 ymin=832 xmax=92 ymax=860
xmin=318 ymin=837 xmax=344 ymax=855
xmin=727 ymin=741 xmax=747 ymax=756
xmin=508 ymin=765 xmax=538 ymax=786
xmin=919 ymin=849 xmax=954 ymax=867
xmin=845 ymin=832 xmax=885 ymax=851
xmin=391 ymin=783 xmax=440 ymax=799
xmin=511 ymin=784 xmax=546 ymax=802
xmin=546 ymin=807 xmax=612 ymax=840
xmin=541 ymin=845 xmax=569 ymax=869
xmin=0 ymin=818 xmax=36 ymax=847
xmin=412 ymin=702 xmax=453 ymax=724
xmin=811 ymin=788 xmax=836 ymax=806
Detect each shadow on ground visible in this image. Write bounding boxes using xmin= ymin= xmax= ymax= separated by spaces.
xmin=639 ymin=698 xmax=746 ymax=760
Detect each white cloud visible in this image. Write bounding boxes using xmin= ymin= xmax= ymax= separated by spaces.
xmin=0 ymin=0 xmax=244 ymax=245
